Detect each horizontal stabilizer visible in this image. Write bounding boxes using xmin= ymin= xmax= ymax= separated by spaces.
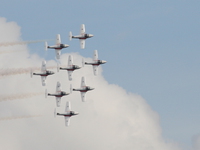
xmin=45 ymin=41 xmax=48 ymax=51
xmin=69 ymin=32 xmax=72 ymax=41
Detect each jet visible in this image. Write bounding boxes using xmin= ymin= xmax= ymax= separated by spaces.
xmin=72 ymin=77 xmax=94 ymax=102
xmin=69 ymin=24 xmax=93 ymax=49
xmin=56 ymin=101 xmax=78 ymax=127
xmin=45 ymin=34 xmax=69 ymax=59
xmin=45 ymin=81 xmax=70 ymax=107
xmin=58 ymin=55 xmax=81 ymax=81
xmin=83 ymin=50 xmax=106 ymax=75
xmin=31 ymin=60 xmax=54 ymax=86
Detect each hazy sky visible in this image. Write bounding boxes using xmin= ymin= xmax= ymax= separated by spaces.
xmin=0 ymin=1 xmax=200 ymax=150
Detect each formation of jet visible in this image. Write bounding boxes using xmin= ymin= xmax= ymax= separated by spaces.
xmin=31 ymin=60 xmax=54 ymax=86
xmin=83 ymin=50 xmax=107 ymax=75
xmin=45 ymin=81 xmax=70 ymax=107
xmin=56 ymin=101 xmax=78 ymax=126
xmin=69 ymin=24 xmax=93 ymax=49
xmin=72 ymin=77 xmax=94 ymax=102
xmin=58 ymin=55 xmax=81 ymax=81
xmin=45 ymin=34 xmax=69 ymax=59
xmin=30 ymin=24 xmax=107 ymax=127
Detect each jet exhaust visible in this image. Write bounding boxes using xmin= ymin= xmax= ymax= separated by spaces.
xmin=0 ymin=49 xmax=25 ymax=54
xmin=0 ymin=92 xmax=43 ymax=102
xmin=0 ymin=40 xmax=52 ymax=47
xmin=0 ymin=66 xmax=56 ymax=77
xmin=0 ymin=115 xmax=41 ymax=121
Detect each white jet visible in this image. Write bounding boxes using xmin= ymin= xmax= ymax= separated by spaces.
xmin=72 ymin=77 xmax=94 ymax=102
xmin=84 ymin=50 xmax=106 ymax=75
xmin=58 ymin=55 xmax=81 ymax=81
xmin=46 ymin=81 xmax=70 ymax=107
xmin=45 ymin=34 xmax=69 ymax=59
xmin=31 ymin=60 xmax=54 ymax=86
xmin=56 ymin=101 xmax=78 ymax=127
xmin=69 ymin=24 xmax=93 ymax=49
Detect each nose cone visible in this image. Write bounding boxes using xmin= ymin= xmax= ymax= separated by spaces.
xmin=89 ymin=34 xmax=94 ymax=38
xmin=102 ymin=60 xmax=107 ymax=64
xmin=74 ymin=112 xmax=79 ymax=115
xmin=65 ymin=44 xmax=70 ymax=48
xmin=90 ymin=87 xmax=95 ymax=91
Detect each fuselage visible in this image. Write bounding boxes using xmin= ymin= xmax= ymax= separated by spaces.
xmin=57 ymin=111 xmax=78 ymax=117
xmin=60 ymin=65 xmax=81 ymax=71
xmin=85 ymin=60 xmax=107 ymax=66
xmin=72 ymin=33 xmax=93 ymax=39
xmin=73 ymin=86 xmax=94 ymax=92
xmin=48 ymin=44 xmax=69 ymax=49
xmin=33 ymin=70 xmax=54 ymax=76
xmin=48 ymin=91 xmax=69 ymax=97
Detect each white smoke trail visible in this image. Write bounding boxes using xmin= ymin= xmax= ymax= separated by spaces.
xmin=0 ymin=40 xmax=52 ymax=47
xmin=0 ymin=49 xmax=25 ymax=54
xmin=0 ymin=92 xmax=43 ymax=102
xmin=0 ymin=115 xmax=41 ymax=121
xmin=0 ymin=66 xmax=56 ymax=77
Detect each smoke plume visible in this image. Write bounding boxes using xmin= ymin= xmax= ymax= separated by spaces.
xmin=0 ymin=40 xmax=51 ymax=47
xmin=0 ymin=115 xmax=41 ymax=121
xmin=0 ymin=92 xmax=43 ymax=102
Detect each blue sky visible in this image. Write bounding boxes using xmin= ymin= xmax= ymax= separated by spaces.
xmin=0 ymin=0 xmax=200 ymax=149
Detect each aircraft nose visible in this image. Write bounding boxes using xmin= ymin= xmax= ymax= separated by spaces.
xmin=65 ymin=44 xmax=70 ymax=47
xmin=89 ymin=34 xmax=94 ymax=37
xmin=102 ymin=60 xmax=107 ymax=64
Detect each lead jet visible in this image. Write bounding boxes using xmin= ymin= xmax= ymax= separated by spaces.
xmin=72 ymin=77 xmax=94 ymax=102
xmin=45 ymin=34 xmax=69 ymax=59
xmin=31 ymin=60 xmax=54 ymax=86
xmin=69 ymin=24 xmax=93 ymax=49
xmin=56 ymin=101 xmax=78 ymax=127
xmin=58 ymin=55 xmax=81 ymax=81
xmin=45 ymin=81 xmax=70 ymax=107
xmin=84 ymin=50 xmax=106 ymax=75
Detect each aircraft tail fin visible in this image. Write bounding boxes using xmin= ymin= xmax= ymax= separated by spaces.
xmin=69 ymin=32 xmax=72 ymax=41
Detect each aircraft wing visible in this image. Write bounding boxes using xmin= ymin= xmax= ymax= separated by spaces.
xmin=93 ymin=65 xmax=98 ymax=76
xmin=80 ymin=24 xmax=85 ymax=35
xmin=93 ymin=50 xmax=98 ymax=62
xmin=56 ymin=34 xmax=61 ymax=45
xmin=56 ymin=82 xmax=61 ymax=93
xmin=68 ymin=71 xmax=73 ymax=81
xmin=41 ymin=76 xmax=46 ymax=86
xmin=41 ymin=60 xmax=46 ymax=73
xmin=65 ymin=101 xmax=71 ymax=112
xmin=56 ymin=97 xmax=61 ymax=107
xmin=81 ymin=77 xmax=86 ymax=88
xmin=80 ymin=39 xmax=85 ymax=49
xmin=64 ymin=116 xmax=70 ymax=126
xmin=68 ymin=55 xmax=73 ymax=67
xmin=81 ymin=92 xmax=86 ymax=102
xmin=55 ymin=49 xmax=61 ymax=60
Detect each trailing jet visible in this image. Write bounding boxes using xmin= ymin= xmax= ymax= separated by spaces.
xmin=72 ymin=77 xmax=94 ymax=102
xmin=31 ymin=60 xmax=54 ymax=86
xmin=58 ymin=55 xmax=81 ymax=81
xmin=45 ymin=34 xmax=69 ymax=59
xmin=69 ymin=24 xmax=93 ymax=49
xmin=56 ymin=101 xmax=78 ymax=127
xmin=84 ymin=50 xmax=106 ymax=75
xmin=45 ymin=81 xmax=70 ymax=107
